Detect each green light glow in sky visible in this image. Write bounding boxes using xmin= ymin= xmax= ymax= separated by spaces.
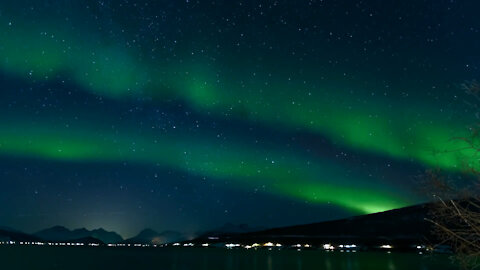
xmin=0 ymin=121 xmax=408 ymax=214
xmin=0 ymin=2 xmax=474 ymax=219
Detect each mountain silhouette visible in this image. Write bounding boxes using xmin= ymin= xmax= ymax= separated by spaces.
xmin=193 ymin=203 xmax=437 ymax=248
xmin=34 ymin=226 xmax=123 ymax=244
xmin=0 ymin=228 xmax=42 ymax=242
xmin=1 ymin=203 xmax=441 ymax=248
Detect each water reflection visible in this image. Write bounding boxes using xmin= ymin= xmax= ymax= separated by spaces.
xmin=0 ymin=246 xmax=460 ymax=270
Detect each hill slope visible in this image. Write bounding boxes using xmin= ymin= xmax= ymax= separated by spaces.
xmin=0 ymin=228 xmax=42 ymax=242
xmin=195 ymin=204 xmax=436 ymax=247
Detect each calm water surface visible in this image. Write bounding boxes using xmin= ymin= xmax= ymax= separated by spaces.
xmin=0 ymin=246 xmax=459 ymax=270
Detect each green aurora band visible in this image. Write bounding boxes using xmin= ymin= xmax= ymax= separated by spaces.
xmin=0 ymin=3 xmax=475 ymax=214
xmin=0 ymin=121 xmax=406 ymax=214
xmin=0 ymin=16 xmax=474 ymax=169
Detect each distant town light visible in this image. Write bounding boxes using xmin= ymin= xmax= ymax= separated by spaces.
xmin=380 ymin=245 xmax=393 ymax=249
xmin=323 ymin=244 xmax=334 ymax=250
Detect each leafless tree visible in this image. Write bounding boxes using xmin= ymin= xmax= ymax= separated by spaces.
xmin=426 ymin=80 xmax=480 ymax=269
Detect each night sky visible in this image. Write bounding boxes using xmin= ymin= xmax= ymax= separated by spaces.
xmin=0 ymin=0 xmax=479 ymax=238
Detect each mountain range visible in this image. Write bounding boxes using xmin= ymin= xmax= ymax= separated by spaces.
xmin=34 ymin=226 xmax=124 ymax=244
xmin=0 ymin=225 xmax=187 ymax=245
xmin=1 ymin=203 xmax=437 ymax=247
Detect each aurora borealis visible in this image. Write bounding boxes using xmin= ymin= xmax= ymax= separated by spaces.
xmin=0 ymin=0 xmax=479 ymax=237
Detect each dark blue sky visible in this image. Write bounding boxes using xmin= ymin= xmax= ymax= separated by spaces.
xmin=0 ymin=0 xmax=479 ymax=238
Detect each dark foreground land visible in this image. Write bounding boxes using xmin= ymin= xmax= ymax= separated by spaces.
xmin=0 ymin=246 xmax=459 ymax=270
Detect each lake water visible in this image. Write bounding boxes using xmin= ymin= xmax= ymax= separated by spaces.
xmin=0 ymin=246 xmax=460 ymax=270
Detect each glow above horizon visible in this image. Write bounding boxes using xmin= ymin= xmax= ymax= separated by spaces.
xmin=0 ymin=0 xmax=478 ymax=236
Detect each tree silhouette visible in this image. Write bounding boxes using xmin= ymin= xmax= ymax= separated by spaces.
xmin=427 ymin=80 xmax=480 ymax=269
